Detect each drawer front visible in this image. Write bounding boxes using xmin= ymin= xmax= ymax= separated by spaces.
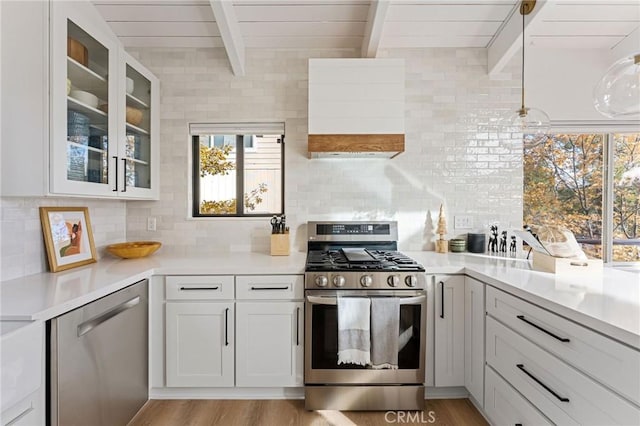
xmin=486 ymin=286 xmax=640 ymax=406
xmin=166 ymin=276 xmax=234 ymax=300
xmin=486 ymin=316 xmax=640 ymax=425
xmin=235 ymin=275 xmax=303 ymax=300
xmin=485 ymin=366 xmax=552 ymax=426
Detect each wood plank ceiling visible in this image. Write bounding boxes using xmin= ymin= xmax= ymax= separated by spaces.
xmin=93 ymin=0 xmax=640 ymax=74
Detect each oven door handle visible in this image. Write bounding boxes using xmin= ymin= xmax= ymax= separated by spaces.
xmin=305 ymin=295 xmax=426 ymax=306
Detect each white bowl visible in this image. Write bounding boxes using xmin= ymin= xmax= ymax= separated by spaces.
xmin=70 ymin=90 xmax=99 ymax=108
xmin=126 ymin=77 xmax=134 ymax=95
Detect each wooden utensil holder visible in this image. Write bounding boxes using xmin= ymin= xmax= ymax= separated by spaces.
xmin=271 ymin=233 xmax=290 ymax=256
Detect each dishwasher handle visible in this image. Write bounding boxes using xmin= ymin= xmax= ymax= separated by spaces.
xmin=77 ymin=296 xmax=141 ymax=337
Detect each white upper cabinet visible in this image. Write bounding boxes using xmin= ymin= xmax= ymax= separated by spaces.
xmin=0 ymin=0 xmax=159 ymax=199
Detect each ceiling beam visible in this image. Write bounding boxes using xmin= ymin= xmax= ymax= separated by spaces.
xmin=487 ymin=0 xmax=551 ymax=76
xmin=209 ymin=0 xmax=245 ymax=76
xmin=361 ymin=0 xmax=390 ymax=58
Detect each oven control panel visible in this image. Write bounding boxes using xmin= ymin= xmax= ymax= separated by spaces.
xmin=306 ymin=272 xmax=425 ymax=290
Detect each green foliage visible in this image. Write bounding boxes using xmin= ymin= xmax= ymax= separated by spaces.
xmin=198 ymin=143 xmax=268 ymax=215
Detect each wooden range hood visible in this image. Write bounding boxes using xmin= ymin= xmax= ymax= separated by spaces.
xmin=307 ymin=58 xmax=405 ymax=159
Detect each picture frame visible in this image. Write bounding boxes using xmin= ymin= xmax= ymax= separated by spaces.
xmin=40 ymin=207 xmax=97 ymax=272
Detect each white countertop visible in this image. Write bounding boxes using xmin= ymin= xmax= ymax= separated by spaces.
xmin=1 ymin=250 xmax=638 ymax=349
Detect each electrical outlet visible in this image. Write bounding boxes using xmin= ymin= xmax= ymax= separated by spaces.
xmin=147 ymin=217 xmax=156 ymax=231
xmin=454 ymin=215 xmax=473 ymax=229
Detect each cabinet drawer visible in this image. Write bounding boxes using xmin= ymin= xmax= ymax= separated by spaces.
xmin=485 ymin=366 xmax=552 ymax=426
xmin=486 ymin=286 xmax=640 ymax=406
xmin=235 ymin=275 xmax=303 ymax=300
xmin=165 ymin=276 xmax=234 ymax=300
xmin=486 ymin=316 xmax=640 ymax=425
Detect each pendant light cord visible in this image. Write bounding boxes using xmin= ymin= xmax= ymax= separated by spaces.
xmin=521 ymin=1 xmax=526 ymax=111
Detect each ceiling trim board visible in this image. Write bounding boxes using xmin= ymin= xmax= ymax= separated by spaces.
xmin=119 ymin=36 xmax=224 ymax=48
xmin=362 ymin=0 xmax=390 ymax=58
xmin=209 ymin=0 xmax=245 ymax=76
xmin=487 ymin=0 xmax=552 ymax=76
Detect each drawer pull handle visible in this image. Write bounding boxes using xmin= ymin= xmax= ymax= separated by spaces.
xmin=439 ymin=281 xmax=444 ymax=319
xmin=250 ymin=286 xmax=289 ymax=291
xmin=6 ymin=405 xmax=34 ymax=425
xmin=516 ymin=363 xmax=570 ymax=403
xmin=225 ymin=307 xmax=229 ymax=346
xmin=517 ymin=315 xmax=570 ymax=343
xmin=296 ymin=307 xmax=300 ymax=346
xmin=180 ymin=286 xmax=219 ymax=291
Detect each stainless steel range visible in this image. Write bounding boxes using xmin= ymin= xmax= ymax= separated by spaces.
xmin=304 ymin=221 xmax=426 ymax=411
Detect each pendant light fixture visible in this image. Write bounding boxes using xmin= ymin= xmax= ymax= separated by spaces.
xmin=499 ymin=0 xmax=550 ymax=145
xmin=593 ymin=53 xmax=640 ymax=119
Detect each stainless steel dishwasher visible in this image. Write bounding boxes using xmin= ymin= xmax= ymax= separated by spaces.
xmin=49 ymin=279 xmax=148 ymax=426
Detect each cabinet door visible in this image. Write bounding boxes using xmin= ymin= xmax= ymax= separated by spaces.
xmin=117 ymin=51 xmax=159 ymax=199
xmin=236 ymin=302 xmax=303 ymax=387
xmin=434 ymin=275 xmax=465 ymax=387
xmin=50 ymin=1 xmax=120 ymax=196
xmin=166 ymin=302 xmax=234 ymax=387
xmin=464 ymin=276 xmax=485 ymax=404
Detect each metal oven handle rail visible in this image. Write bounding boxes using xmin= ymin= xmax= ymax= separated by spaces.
xmin=306 ymin=295 xmax=426 ymax=305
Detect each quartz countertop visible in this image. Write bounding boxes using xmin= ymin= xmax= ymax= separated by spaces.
xmin=1 ymin=250 xmax=638 ymax=349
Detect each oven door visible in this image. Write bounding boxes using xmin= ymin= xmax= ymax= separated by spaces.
xmin=304 ymin=289 xmax=426 ymax=385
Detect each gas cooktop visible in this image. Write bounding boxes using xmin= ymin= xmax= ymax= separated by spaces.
xmin=305 ymin=248 xmax=425 ymax=272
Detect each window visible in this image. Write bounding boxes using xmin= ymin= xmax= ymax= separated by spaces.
xmin=524 ymin=131 xmax=640 ymax=263
xmin=191 ymin=123 xmax=284 ymax=217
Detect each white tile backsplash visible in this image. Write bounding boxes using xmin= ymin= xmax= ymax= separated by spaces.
xmin=124 ymin=47 xmax=523 ymax=254
xmin=0 ymin=47 xmax=523 ymax=280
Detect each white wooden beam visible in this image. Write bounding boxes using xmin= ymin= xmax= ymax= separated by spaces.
xmin=209 ymin=0 xmax=245 ymax=76
xmin=361 ymin=0 xmax=390 ymax=58
xmin=487 ymin=0 xmax=551 ymax=76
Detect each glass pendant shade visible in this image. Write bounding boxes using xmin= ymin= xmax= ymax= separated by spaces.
xmin=594 ymin=54 xmax=640 ymax=119
xmin=500 ymin=106 xmax=550 ymax=145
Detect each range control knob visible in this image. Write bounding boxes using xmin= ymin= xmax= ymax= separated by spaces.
xmin=405 ymin=275 xmax=418 ymax=287
xmin=360 ymin=275 xmax=373 ymax=287
xmin=333 ymin=275 xmax=346 ymax=287
xmin=387 ymin=275 xmax=400 ymax=287
xmin=315 ymin=275 xmax=328 ymax=287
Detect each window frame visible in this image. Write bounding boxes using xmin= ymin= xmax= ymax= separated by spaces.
xmin=526 ymin=122 xmax=640 ymax=266
xmin=191 ymin=132 xmax=285 ymax=218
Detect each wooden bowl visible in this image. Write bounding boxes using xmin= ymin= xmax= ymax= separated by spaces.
xmin=67 ymin=37 xmax=88 ymax=67
xmin=126 ymin=106 xmax=143 ymax=126
xmin=106 ymin=241 xmax=161 ymax=259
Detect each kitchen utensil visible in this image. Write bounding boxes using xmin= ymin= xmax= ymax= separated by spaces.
xmin=70 ymin=90 xmax=99 ymax=108
xmin=106 ymin=241 xmax=161 ymax=259
xmin=270 ymin=215 xmax=280 ymax=234
xmin=280 ymin=214 xmax=286 ymax=234
xmin=67 ymin=37 xmax=88 ymax=67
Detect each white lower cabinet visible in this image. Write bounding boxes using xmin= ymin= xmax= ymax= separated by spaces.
xmin=434 ymin=275 xmax=465 ymax=387
xmin=484 ymin=366 xmax=552 ymax=426
xmin=464 ymin=277 xmax=484 ymax=405
xmin=166 ymin=302 xmax=234 ymax=387
xmin=236 ymin=302 xmax=303 ymax=387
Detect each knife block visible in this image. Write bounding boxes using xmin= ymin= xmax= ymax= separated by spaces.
xmin=270 ymin=233 xmax=290 ymax=256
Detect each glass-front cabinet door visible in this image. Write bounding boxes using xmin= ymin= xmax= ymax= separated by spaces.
xmin=118 ymin=52 xmax=159 ymax=199
xmin=51 ymin=2 xmax=119 ymax=196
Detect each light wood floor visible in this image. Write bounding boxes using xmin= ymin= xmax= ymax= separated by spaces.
xmin=128 ymin=399 xmax=488 ymax=426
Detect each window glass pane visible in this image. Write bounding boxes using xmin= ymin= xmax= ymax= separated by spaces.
xmin=612 ymin=133 xmax=640 ymax=262
xmin=524 ymin=134 xmax=603 ymax=259
xmin=198 ymin=135 xmax=237 ymax=215
xmin=243 ymin=134 xmax=282 ymax=215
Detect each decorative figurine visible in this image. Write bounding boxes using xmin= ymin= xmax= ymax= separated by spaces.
xmin=510 ymin=235 xmax=517 ymax=255
xmin=499 ymin=230 xmax=507 ymax=252
xmin=488 ymin=225 xmax=498 ymax=253
xmin=435 ymin=204 xmax=449 ymax=253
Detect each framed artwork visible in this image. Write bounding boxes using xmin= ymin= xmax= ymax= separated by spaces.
xmin=40 ymin=207 xmax=97 ymax=272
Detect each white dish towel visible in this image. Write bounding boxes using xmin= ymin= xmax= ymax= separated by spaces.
xmin=337 ymin=297 xmax=371 ymax=366
xmin=371 ymin=297 xmax=400 ymax=369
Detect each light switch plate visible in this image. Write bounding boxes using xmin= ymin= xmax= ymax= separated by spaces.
xmin=454 ymin=215 xmax=473 ymax=229
xmin=147 ymin=217 xmax=156 ymax=231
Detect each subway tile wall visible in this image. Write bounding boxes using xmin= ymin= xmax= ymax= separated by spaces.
xmin=124 ymin=47 xmax=523 ymax=254
xmin=0 ymin=47 xmax=523 ymax=281
xmin=0 ymin=198 xmax=126 ymax=281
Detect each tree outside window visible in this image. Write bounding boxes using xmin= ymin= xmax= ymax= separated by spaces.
xmin=524 ymin=132 xmax=640 ymax=263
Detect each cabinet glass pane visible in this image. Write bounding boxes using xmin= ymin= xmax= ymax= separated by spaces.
xmin=66 ymin=20 xmax=109 ymax=184
xmin=125 ymin=64 xmax=151 ymax=190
